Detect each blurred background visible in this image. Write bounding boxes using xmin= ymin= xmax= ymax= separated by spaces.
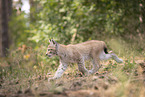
xmin=0 ymin=0 xmax=144 ymax=57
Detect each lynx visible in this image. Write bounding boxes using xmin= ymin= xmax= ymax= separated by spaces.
xmin=46 ymin=39 xmax=123 ymax=80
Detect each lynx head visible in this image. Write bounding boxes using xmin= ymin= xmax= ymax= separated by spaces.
xmin=46 ymin=39 xmax=59 ymax=58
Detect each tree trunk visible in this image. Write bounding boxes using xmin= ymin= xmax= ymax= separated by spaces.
xmin=0 ymin=0 xmax=12 ymax=57
xmin=0 ymin=0 xmax=2 ymax=57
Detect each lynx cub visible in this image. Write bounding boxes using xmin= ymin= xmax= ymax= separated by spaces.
xmin=46 ymin=39 xmax=123 ymax=80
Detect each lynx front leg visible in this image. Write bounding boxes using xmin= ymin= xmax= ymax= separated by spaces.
xmin=48 ymin=61 xmax=68 ymax=81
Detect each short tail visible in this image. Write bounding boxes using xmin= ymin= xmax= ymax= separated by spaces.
xmin=104 ymin=47 xmax=108 ymax=54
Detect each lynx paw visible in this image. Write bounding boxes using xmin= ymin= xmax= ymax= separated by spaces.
xmin=88 ymin=70 xmax=94 ymax=74
xmin=117 ymin=58 xmax=123 ymax=63
xmin=111 ymin=53 xmax=123 ymax=63
xmin=48 ymin=77 xmax=57 ymax=82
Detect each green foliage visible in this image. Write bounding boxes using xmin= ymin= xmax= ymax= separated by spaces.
xmin=9 ymin=9 xmax=30 ymax=47
xmin=29 ymin=0 xmax=139 ymax=44
xmin=9 ymin=0 xmax=145 ymax=55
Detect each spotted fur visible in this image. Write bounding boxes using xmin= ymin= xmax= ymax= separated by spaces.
xmin=46 ymin=39 xmax=123 ymax=80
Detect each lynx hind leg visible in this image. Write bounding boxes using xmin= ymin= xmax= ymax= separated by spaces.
xmin=99 ymin=51 xmax=123 ymax=63
xmin=77 ymin=60 xmax=89 ymax=75
xmin=89 ymin=57 xmax=101 ymax=74
xmin=111 ymin=53 xmax=123 ymax=63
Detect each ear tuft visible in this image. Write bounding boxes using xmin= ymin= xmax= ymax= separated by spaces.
xmin=49 ymin=39 xmax=58 ymax=47
xmin=49 ymin=39 xmax=51 ymax=43
xmin=51 ymin=39 xmax=56 ymax=44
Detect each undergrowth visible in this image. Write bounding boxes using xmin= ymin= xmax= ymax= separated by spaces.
xmin=0 ymin=38 xmax=144 ymax=97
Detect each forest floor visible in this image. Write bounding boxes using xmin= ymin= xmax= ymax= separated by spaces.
xmin=0 ymin=55 xmax=145 ymax=97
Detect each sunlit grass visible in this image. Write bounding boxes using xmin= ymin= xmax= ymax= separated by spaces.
xmin=0 ymin=38 xmax=144 ymax=96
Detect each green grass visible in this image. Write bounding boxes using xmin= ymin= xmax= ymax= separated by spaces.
xmin=0 ymin=39 xmax=145 ymax=97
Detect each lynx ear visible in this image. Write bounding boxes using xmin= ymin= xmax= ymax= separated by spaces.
xmin=49 ymin=39 xmax=51 ymax=43
xmin=49 ymin=39 xmax=58 ymax=47
xmin=49 ymin=39 xmax=53 ymax=46
xmin=51 ymin=39 xmax=58 ymax=46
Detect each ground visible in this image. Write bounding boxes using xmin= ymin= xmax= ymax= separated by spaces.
xmin=0 ymin=56 xmax=145 ymax=97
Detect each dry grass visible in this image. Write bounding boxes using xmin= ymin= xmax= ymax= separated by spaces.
xmin=0 ymin=38 xmax=145 ymax=97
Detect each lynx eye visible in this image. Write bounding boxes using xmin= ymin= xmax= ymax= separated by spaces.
xmin=48 ymin=49 xmax=52 ymax=51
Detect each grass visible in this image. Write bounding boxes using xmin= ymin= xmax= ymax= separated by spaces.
xmin=0 ymin=38 xmax=145 ymax=97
